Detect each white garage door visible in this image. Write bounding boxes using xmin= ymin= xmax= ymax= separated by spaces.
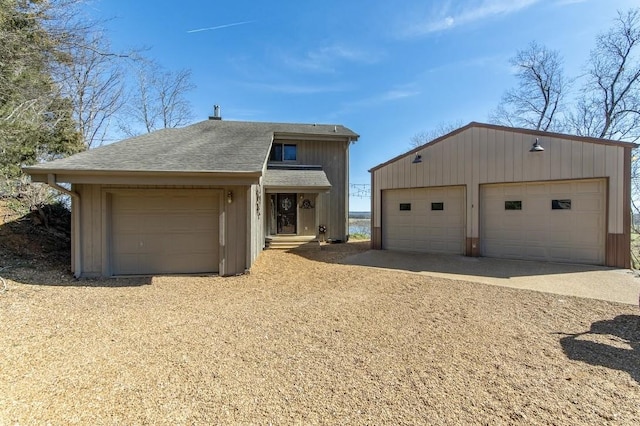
xmin=382 ymin=186 xmax=465 ymax=254
xmin=111 ymin=190 xmax=220 ymax=275
xmin=481 ymin=180 xmax=605 ymax=264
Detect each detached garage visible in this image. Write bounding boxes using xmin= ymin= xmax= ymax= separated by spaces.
xmin=370 ymin=122 xmax=637 ymax=268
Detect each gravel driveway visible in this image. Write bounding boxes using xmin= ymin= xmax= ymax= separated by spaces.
xmin=1 ymin=241 xmax=639 ymax=424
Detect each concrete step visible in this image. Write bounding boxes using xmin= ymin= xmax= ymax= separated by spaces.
xmin=266 ymin=236 xmax=319 ymax=250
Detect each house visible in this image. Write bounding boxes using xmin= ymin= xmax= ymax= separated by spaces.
xmin=24 ymin=113 xmax=359 ymax=277
xmin=369 ymin=122 xmax=637 ymax=268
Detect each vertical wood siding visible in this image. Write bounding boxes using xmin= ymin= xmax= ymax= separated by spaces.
xmin=75 ymin=184 xmax=249 ymax=277
xmin=294 ymin=139 xmax=350 ymax=240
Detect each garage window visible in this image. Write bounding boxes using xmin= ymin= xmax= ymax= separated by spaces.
xmin=505 ymin=201 xmax=522 ymax=210
xmin=552 ymin=199 xmax=571 ymax=210
xmin=431 ymin=202 xmax=444 ymax=211
xmin=399 ymin=203 xmax=411 ymax=211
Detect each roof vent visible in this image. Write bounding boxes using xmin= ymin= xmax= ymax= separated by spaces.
xmin=209 ymin=105 xmax=222 ymax=120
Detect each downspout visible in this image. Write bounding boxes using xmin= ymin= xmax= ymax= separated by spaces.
xmin=47 ymin=174 xmax=81 ymax=279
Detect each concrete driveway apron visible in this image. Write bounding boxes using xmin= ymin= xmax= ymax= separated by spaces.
xmin=342 ymin=250 xmax=640 ymax=305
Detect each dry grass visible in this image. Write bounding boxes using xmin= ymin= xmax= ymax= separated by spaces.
xmin=1 ymin=241 xmax=639 ymax=425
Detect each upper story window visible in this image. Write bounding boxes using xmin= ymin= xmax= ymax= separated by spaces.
xmin=270 ymin=143 xmax=297 ymax=162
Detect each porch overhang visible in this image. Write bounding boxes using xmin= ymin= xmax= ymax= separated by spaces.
xmin=263 ymin=167 xmax=331 ymax=193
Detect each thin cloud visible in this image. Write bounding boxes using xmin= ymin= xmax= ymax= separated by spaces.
xmin=337 ymin=86 xmax=420 ymax=115
xmin=403 ymin=0 xmax=540 ymax=37
xmin=285 ymin=44 xmax=382 ymax=73
xmin=554 ymin=0 xmax=587 ymax=5
xmin=187 ymin=20 xmax=255 ymax=34
xmin=245 ymin=82 xmax=349 ymax=95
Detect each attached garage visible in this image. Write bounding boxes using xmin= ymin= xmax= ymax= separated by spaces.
xmin=110 ymin=190 xmax=221 ymax=275
xmin=481 ymin=180 xmax=605 ymax=264
xmin=370 ymin=122 xmax=636 ymax=268
xmin=382 ymin=186 xmax=465 ymax=254
xmin=24 ymin=118 xmax=359 ymax=278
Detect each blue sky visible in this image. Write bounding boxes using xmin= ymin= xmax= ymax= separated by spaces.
xmin=91 ymin=0 xmax=637 ymax=211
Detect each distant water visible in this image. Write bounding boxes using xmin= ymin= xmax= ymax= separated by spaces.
xmin=349 ymin=211 xmax=371 ymax=219
xmin=349 ymin=212 xmax=371 ymax=237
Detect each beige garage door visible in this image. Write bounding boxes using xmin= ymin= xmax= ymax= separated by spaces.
xmin=481 ymin=180 xmax=605 ymax=264
xmin=382 ymin=186 xmax=465 ymax=254
xmin=111 ymin=190 xmax=220 ymax=275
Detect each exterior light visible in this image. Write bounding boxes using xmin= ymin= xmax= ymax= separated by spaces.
xmin=412 ymin=154 xmax=423 ymax=164
xmin=227 ymin=191 xmax=233 ymax=204
xmin=530 ymin=138 xmax=544 ymax=152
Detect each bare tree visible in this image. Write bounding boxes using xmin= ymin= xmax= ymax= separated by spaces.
xmin=490 ymin=42 xmax=567 ymax=132
xmin=569 ymin=9 xmax=640 ymax=142
xmin=57 ymin=34 xmax=128 ymax=148
xmin=410 ymin=120 xmax=465 ymax=148
xmin=120 ymin=61 xmax=195 ymax=136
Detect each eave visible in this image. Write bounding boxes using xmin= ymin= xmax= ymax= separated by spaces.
xmin=24 ymin=168 xmax=263 ymax=186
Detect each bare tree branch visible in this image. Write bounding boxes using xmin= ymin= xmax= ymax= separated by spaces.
xmin=569 ymin=8 xmax=640 ymax=142
xmin=409 ymin=120 xmax=465 ymax=148
xmin=490 ymin=42 xmax=567 ymax=132
xmin=120 ymin=60 xmax=195 ymax=136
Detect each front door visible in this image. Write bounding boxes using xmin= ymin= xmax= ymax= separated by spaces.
xmin=277 ymin=193 xmax=297 ymax=234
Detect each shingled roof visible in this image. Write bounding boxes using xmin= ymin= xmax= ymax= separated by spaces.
xmin=263 ymin=167 xmax=332 ymax=191
xmin=24 ymin=119 xmax=358 ymax=175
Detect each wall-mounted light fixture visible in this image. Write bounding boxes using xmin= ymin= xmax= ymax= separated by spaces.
xmin=530 ymin=138 xmax=544 ymax=152
xmin=412 ymin=153 xmax=423 ymax=164
xmin=227 ymin=191 xmax=233 ymax=204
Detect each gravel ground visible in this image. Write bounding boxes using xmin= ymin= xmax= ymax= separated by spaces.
xmin=1 ymin=241 xmax=639 ymax=425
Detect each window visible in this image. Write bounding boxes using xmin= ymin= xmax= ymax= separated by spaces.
xmin=399 ymin=203 xmax=411 ymax=211
xmin=505 ymin=201 xmax=522 ymax=210
xmin=552 ymin=199 xmax=571 ymax=210
xmin=431 ymin=202 xmax=444 ymax=211
xmin=269 ymin=143 xmax=297 ymax=161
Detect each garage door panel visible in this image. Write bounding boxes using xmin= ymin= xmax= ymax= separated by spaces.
xmin=111 ymin=190 xmax=220 ymax=275
xmin=481 ymin=180 xmax=605 ymax=265
xmin=383 ymin=186 xmax=465 ymax=254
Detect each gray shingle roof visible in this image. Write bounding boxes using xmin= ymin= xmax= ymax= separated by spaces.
xmin=24 ymin=120 xmax=359 ymax=174
xmin=263 ymin=168 xmax=331 ymax=190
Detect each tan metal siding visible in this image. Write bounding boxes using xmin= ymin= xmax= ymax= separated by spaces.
xmin=371 ymin=126 xmax=633 ymax=267
xmin=372 ymin=127 xmax=629 ymax=239
xmin=582 ymin=143 xmax=595 ymax=177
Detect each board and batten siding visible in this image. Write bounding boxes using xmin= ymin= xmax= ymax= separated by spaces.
xmin=370 ymin=124 xmax=634 ymax=268
xmin=72 ymin=183 xmax=249 ymax=277
xmin=288 ymin=138 xmax=350 ymax=240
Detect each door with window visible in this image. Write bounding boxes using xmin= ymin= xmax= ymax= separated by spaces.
xmin=277 ymin=193 xmax=297 ymax=234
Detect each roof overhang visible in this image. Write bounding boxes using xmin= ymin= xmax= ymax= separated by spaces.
xmin=273 ymin=132 xmax=358 ymax=143
xmin=263 ymin=167 xmax=331 ymax=193
xmin=24 ymin=168 xmax=262 ymax=186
